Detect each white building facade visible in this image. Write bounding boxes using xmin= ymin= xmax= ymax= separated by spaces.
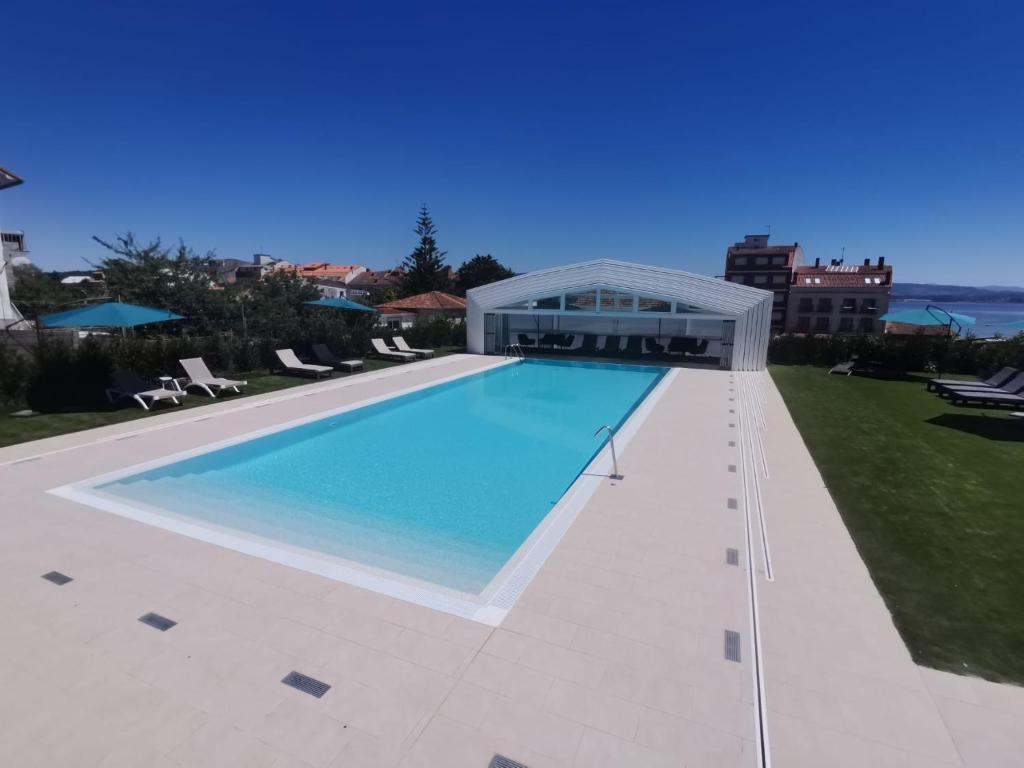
xmin=466 ymin=259 xmax=773 ymax=371
xmin=1 ymin=230 xmax=30 ymax=330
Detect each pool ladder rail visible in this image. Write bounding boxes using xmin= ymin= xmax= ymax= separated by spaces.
xmin=594 ymin=424 xmax=624 ymax=480
xmin=503 ymin=343 xmax=526 ymax=361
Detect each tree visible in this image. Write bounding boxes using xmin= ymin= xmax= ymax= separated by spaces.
xmin=243 ymin=269 xmax=320 ymax=343
xmin=400 ymin=206 xmax=451 ymax=296
xmin=455 ymin=254 xmax=514 ymax=294
xmin=92 ymin=233 xmax=224 ymax=332
xmin=8 ymin=266 xmax=78 ymax=319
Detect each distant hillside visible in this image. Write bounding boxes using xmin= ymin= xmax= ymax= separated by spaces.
xmin=892 ymin=283 xmax=1024 ymax=303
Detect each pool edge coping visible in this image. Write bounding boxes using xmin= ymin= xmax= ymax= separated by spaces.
xmin=47 ymin=360 xmax=679 ymax=626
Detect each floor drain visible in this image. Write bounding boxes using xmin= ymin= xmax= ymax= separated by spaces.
xmin=726 ymin=548 xmax=739 ymax=565
xmin=282 ymin=671 xmax=330 ymax=698
xmin=727 ymin=498 xmax=738 ymax=510
xmin=728 ymin=440 xmax=736 ymax=447
xmin=724 ymin=630 xmax=741 ymax=662
xmin=728 ymin=464 xmax=736 ymax=473
xmin=490 ymin=756 xmax=529 ymax=768
xmin=138 ymin=612 xmax=177 ymax=631
xmin=42 ymin=571 xmax=73 ymax=585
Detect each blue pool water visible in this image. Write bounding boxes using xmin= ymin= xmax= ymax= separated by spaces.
xmin=99 ymin=360 xmax=666 ymax=594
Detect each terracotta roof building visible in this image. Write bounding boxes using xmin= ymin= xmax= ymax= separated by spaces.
xmin=376 ymin=291 xmax=466 ymax=328
xmin=786 ymin=258 xmax=893 ymax=335
xmin=291 ymin=262 xmax=367 ymax=282
xmin=346 ymin=268 xmax=404 ymax=296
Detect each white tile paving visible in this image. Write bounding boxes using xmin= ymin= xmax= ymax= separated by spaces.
xmin=0 ymin=357 xmax=1021 ymax=766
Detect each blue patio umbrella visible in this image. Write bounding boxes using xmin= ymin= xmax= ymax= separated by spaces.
xmin=303 ymin=297 xmax=377 ymax=313
xmin=39 ymin=301 xmax=184 ymax=328
xmin=879 ymin=305 xmax=975 ymax=335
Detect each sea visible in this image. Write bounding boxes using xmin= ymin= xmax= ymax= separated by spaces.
xmin=888 ymin=300 xmax=1024 ymax=338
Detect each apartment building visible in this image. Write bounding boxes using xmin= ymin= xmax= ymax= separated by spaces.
xmin=723 ymin=234 xmax=804 ymax=331
xmin=785 ymin=257 xmax=892 ymax=335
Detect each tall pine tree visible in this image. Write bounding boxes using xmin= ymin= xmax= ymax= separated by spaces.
xmin=400 ymin=206 xmax=451 ymax=296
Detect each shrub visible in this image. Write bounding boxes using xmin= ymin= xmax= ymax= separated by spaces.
xmin=768 ymin=332 xmax=1024 ymax=375
xmin=401 ymin=316 xmax=465 ymax=349
xmin=27 ymin=337 xmax=114 ymax=412
xmin=0 ymin=345 xmax=34 ymax=410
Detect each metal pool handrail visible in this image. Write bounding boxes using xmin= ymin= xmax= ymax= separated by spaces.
xmin=594 ymin=424 xmax=623 ymax=480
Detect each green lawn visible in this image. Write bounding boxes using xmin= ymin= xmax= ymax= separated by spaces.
xmin=770 ymin=366 xmax=1024 ymax=683
xmin=0 ymin=348 xmax=463 ymax=449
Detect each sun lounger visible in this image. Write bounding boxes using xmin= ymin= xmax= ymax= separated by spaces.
xmin=644 ymin=337 xmax=665 ymax=355
xmin=179 ymin=357 xmax=247 ymax=397
xmin=949 ymin=389 xmax=1024 ymax=407
xmin=393 ymin=336 xmax=435 ymax=358
xmin=601 ymin=335 xmax=621 ymax=354
xmin=371 ymin=338 xmax=415 ymax=361
xmin=578 ymin=335 xmax=598 ymax=355
xmin=275 ymin=348 xmax=333 ymax=379
xmin=624 ymin=336 xmax=643 ymax=357
xmin=311 ymin=343 xmax=364 ymax=372
xmin=106 ymin=370 xmax=188 ymax=411
xmin=938 ymin=372 xmax=1024 ymax=397
xmin=829 ymin=358 xmax=860 ymax=375
xmin=927 ymin=366 xmax=1017 ymax=392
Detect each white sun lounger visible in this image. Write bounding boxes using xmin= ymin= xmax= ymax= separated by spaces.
xmin=179 ymin=357 xmax=247 ymax=397
xmin=392 ymin=336 xmax=434 ymax=358
xmin=371 ymin=338 xmax=415 ymax=361
xmin=106 ymin=370 xmax=188 ymax=411
xmin=275 ymin=348 xmax=333 ymax=379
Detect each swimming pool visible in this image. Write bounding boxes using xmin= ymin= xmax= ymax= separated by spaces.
xmin=55 ymin=359 xmax=670 ymax=621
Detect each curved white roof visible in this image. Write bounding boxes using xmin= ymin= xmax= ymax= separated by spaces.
xmin=467 ymin=258 xmax=772 ymax=315
xmin=466 ymin=259 xmax=773 ymax=370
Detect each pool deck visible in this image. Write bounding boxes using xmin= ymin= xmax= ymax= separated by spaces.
xmin=1 ymin=354 xmax=1023 ymax=767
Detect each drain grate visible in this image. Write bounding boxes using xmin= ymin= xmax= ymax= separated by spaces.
xmin=282 ymin=671 xmax=330 ymax=698
xmin=728 ymin=464 xmax=736 ymax=473
xmin=726 ymin=548 xmax=739 ymax=566
xmin=490 ymin=756 xmax=529 ymax=768
xmin=724 ymin=630 xmax=741 ymax=662
xmin=138 ymin=612 xmax=177 ymax=631
xmin=728 ymin=440 xmax=736 ymax=447
xmin=727 ymin=498 xmax=738 ymax=510
xmin=42 ymin=571 xmax=73 ymax=586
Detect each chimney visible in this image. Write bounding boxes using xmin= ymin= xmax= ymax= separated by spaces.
xmin=814 ymin=257 xmax=820 ymax=267
xmin=878 ymin=257 xmax=885 ymax=268
xmin=863 ymin=258 xmax=870 ymax=267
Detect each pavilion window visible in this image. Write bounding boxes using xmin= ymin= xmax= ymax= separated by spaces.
xmin=599 ymin=290 xmax=633 ymax=312
xmin=533 ymin=295 xmax=561 ymax=310
xmin=565 ymin=290 xmax=598 ymax=311
xmin=637 ymin=296 xmax=671 ymax=313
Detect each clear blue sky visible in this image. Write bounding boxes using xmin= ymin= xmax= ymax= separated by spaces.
xmin=3 ymin=1 xmax=1022 ymax=285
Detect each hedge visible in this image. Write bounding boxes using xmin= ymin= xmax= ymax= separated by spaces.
xmin=768 ymin=332 xmax=1024 ymax=374
xmin=1 ymin=316 xmax=466 ymax=413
